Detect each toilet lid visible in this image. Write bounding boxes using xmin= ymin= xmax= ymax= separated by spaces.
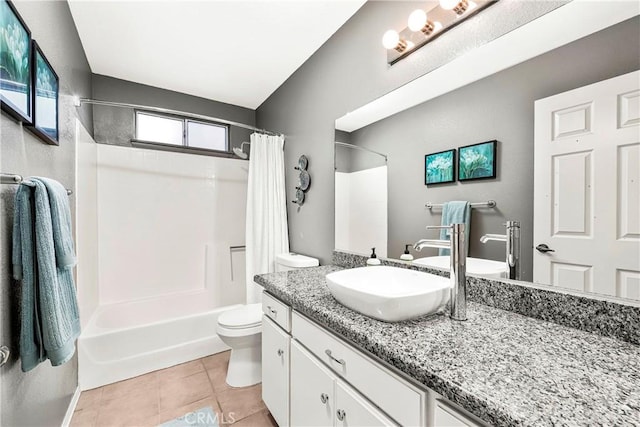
xmin=218 ymin=304 xmax=262 ymax=329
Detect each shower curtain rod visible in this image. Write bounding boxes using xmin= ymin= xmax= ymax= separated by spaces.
xmin=335 ymin=141 xmax=388 ymax=161
xmin=77 ymin=98 xmax=284 ymax=137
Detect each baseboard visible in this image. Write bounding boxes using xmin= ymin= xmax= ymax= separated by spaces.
xmin=61 ymin=386 xmax=81 ymax=427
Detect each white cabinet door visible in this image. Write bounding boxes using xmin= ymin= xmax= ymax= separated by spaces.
xmin=291 ymin=341 xmax=336 ymax=427
xmin=434 ymin=400 xmax=481 ymax=427
xmin=262 ymin=316 xmax=290 ymax=426
xmin=534 ymin=70 xmax=640 ymax=299
xmin=335 ymin=380 xmax=397 ymax=427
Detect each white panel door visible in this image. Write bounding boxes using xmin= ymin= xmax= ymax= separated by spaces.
xmin=290 ymin=341 xmax=336 ymax=427
xmin=534 ymin=70 xmax=640 ymax=299
xmin=262 ymin=316 xmax=290 ymax=427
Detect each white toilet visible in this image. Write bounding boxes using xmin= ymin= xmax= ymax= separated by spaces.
xmin=216 ymin=252 xmax=319 ymax=387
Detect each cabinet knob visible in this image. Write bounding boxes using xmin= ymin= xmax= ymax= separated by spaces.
xmin=267 ymin=306 xmax=278 ymax=316
xmin=320 ymin=393 xmax=329 ymax=404
xmin=277 ymin=349 xmax=284 ymax=357
xmin=336 ymin=409 xmax=346 ymax=421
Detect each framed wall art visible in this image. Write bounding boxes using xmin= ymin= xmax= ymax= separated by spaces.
xmin=29 ymin=40 xmax=59 ymax=145
xmin=425 ymin=149 xmax=455 ymax=185
xmin=0 ymin=0 xmax=32 ymax=123
xmin=458 ymin=140 xmax=497 ymax=181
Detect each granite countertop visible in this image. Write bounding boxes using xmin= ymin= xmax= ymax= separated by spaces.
xmin=255 ymin=266 xmax=640 ymax=427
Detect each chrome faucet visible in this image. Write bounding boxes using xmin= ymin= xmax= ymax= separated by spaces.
xmin=413 ymin=223 xmax=467 ymax=321
xmin=480 ymin=220 xmax=521 ymax=280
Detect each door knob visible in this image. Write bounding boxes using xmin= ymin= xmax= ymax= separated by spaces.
xmin=0 ymin=346 xmax=10 ymax=367
xmin=535 ymin=244 xmax=555 ymax=253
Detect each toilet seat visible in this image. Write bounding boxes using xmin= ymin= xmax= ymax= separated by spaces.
xmin=217 ymin=304 xmax=262 ymax=337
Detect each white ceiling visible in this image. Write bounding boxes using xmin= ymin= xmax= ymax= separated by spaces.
xmin=68 ymin=0 xmax=366 ymax=110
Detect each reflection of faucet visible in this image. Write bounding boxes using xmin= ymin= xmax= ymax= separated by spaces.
xmin=480 ymin=220 xmax=521 ymax=280
xmin=414 ymin=223 xmax=467 ymax=321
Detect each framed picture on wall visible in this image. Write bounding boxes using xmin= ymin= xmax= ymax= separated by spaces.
xmin=458 ymin=140 xmax=497 ymax=181
xmin=425 ymin=149 xmax=455 ymax=185
xmin=28 ymin=40 xmax=59 ymax=145
xmin=0 ymin=0 xmax=32 ymax=123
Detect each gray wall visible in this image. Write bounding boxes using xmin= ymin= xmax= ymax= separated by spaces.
xmin=256 ymin=1 xmax=565 ymax=264
xmin=0 ymin=1 xmax=93 ymax=425
xmin=92 ymin=75 xmax=256 ymax=155
xmin=347 ymin=17 xmax=640 ymax=280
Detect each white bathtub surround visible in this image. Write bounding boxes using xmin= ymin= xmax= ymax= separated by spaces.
xmin=76 ymin=143 xmax=249 ymax=389
xmin=335 ymin=166 xmax=388 ymax=258
xmin=79 ymin=296 xmax=240 ymax=390
xmin=245 ymin=132 xmax=289 ymax=303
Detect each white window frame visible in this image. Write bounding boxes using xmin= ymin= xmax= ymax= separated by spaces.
xmin=134 ymin=110 xmax=230 ymax=154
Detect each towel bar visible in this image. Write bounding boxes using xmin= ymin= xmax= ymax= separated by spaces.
xmin=426 ymin=200 xmax=496 ymax=209
xmin=1 ymin=173 xmax=72 ymax=195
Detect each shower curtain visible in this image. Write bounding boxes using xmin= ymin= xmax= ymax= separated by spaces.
xmin=245 ymin=132 xmax=289 ymax=303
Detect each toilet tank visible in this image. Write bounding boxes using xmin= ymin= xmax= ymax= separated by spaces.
xmin=275 ymin=253 xmax=319 ymax=272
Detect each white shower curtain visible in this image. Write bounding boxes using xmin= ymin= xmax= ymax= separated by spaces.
xmin=245 ymin=132 xmax=289 ymax=303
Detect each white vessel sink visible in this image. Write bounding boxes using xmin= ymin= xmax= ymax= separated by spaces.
xmin=413 ymin=256 xmax=507 ymax=279
xmin=325 ymin=266 xmax=450 ymax=322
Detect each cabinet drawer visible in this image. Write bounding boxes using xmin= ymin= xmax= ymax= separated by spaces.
xmin=262 ymin=292 xmax=291 ymax=332
xmin=293 ymin=312 xmax=426 ymax=427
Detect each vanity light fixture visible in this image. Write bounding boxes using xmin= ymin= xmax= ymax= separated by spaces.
xmin=382 ymin=30 xmax=408 ymax=52
xmin=407 ymin=9 xmax=443 ymax=36
xmin=440 ymin=0 xmax=472 ymax=15
xmin=383 ymin=0 xmax=497 ymax=65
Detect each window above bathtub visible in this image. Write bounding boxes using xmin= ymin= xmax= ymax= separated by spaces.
xmin=134 ymin=110 xmax=229 ymax=155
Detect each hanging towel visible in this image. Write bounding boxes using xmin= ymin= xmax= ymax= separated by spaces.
xmin=12 ymin=178 xmax=80 ymax=372
xmin=439 ymin=201 xmax=471 ymax=256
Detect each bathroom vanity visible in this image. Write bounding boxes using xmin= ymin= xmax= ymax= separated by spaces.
xmin=261 ymin=289 xmax=481 ymax=427
xmin=257 ymin=264 xmax=640 ymax=427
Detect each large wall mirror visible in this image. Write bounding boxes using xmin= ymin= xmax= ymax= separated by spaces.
xmin=334 ymin=4 xmax=640 ymax=303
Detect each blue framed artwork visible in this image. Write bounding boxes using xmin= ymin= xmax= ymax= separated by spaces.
xmin=0 ymin=0 xmax=32 ymax=123
xmin=29 ymin=40 xmax=59 ymax=145
xmin=458 ymin=140 xmax=497 ymax=181
xmin=425 ymin=149 xmax=455 ymax=185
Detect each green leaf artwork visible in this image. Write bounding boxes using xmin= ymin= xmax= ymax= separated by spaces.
xmin=425 ymin=150 xmax=455 ymax=185
xmin=0 ymin=0 xmax=29 ymax=91
xmin=458 ymin=141 xmax=496 ymax=181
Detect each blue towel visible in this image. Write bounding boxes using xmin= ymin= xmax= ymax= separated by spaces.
xmin=12 ymin=178 xmax=80 ymax=372
xmin=439 ymin=201 xmax=471 ymax=256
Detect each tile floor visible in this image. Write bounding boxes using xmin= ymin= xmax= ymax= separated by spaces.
xmin=70 ymin=351 xmax=277 ymax=427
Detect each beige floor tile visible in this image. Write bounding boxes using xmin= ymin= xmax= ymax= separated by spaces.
xmin=70 ymin=408 xmax=98 ymax=427
xmin=217 ymin=384 xmax=266 ymax=422
xmin=157 ymin=397 xmax=222 ymax=425
xmin=96 ymin=385 xmax=159 ymax=427
xmin=76 ymin=388 xmax=103 ymax=411
xmin=201 ymin=351 xmax=230 ymax=371
xmin=232 ymin=410 xmax=278 ymax=427
xmin=101 ymin=371 xmax=160 ymax=401
xmin=158 ymin=359 xmax=205 ymax=383
xmin=205 ymin=365 xmax=233 ymax=393
xmin=159 ymin=371 xmax=214 ymax=413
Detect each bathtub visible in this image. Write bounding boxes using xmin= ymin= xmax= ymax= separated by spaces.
xmin=78 ymin=293 xmax=240 ymax=390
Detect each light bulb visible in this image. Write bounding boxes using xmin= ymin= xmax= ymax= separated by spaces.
xmin=408 ymin=9 xmax=427 ymax=32
xmin=382 ymin=30 xmax=400 ymax=49
xmin=439 ymin=0 xmax=459 ymax=10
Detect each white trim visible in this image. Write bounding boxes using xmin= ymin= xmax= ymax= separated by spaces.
xmin=61 ymin=386 xmax=81 ymax=427
xmin=336 ymin=0 xmax=640 ymax=132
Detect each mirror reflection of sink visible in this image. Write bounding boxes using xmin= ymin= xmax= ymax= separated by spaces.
xmin=325 ymin=266 xmax=450 ymax=322
xmin=413 ymin=256 xmax=507 ymax=279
